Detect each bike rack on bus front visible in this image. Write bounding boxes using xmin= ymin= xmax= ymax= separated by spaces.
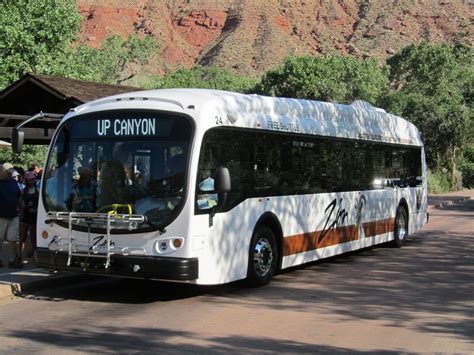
xmin=46 ymin=212 xmax=146 ymax=269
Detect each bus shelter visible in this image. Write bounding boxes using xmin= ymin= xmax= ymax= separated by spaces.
xmin=0 ymin=73 xmax=138 ymax=145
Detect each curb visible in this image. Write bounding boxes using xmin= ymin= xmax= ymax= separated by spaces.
xmin=0 ymin=270 xmax=87 ymax=299
xmin=431 ymin=196 xmax=472 ymax=210
xmin=0 ymin=283 xmax=12 ymax=299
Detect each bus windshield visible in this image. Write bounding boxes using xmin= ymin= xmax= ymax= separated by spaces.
xmin=42 ymin=110 xmax=193 ymax=232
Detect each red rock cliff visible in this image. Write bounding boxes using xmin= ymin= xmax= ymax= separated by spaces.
xmin=77 ymin=0 xmax=473 ymax=76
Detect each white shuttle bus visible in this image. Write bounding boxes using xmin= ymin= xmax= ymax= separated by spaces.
xmin=26 ymin=89 xmax=428 ymax=286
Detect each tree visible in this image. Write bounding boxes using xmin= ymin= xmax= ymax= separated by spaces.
xmin=0 ymin=0 xmax=160 ymax=89
xmin=0 ymin=145 xmax=48 ymax=171
xmin=256 ymin=55 xmax=389 ymax=105
xmin=384 ymin=43 xmax=473 ymax=189
xmin=52 ymin=34 xmax=159 ymax=85
xmin=153 ymin=65 xmax=258 ymax=93
xmin=0 ymin=0 xmax=81 ymax=89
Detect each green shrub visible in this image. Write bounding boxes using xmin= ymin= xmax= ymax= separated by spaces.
xmin=427 ymin=169 xmax=450 ymax=194
xmin=460 ymin=146 xmax=474 ymax=188
xmin=454 ymin=170 xmax=463 ymax=191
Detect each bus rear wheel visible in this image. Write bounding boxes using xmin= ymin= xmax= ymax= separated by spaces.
xmin=246 ymin=225 xmax=278 ymax=287
xmin=391 ymin=206 xmax=408 ymax=248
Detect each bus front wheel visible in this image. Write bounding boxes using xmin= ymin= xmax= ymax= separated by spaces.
xmin=391 ymin=206 xmax=408 ymax=248
xmin=246 ymin=225 xmax=278 ymax=287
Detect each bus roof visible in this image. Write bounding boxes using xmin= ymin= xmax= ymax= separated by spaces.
xmin=70 ymin=88 xmax=423 ymax=147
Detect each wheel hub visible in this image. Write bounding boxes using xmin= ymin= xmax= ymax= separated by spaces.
xmin=253 ymin=238 xmax=273 ymax=277
xmin=397 ymin=214 xmax=407 ymax=240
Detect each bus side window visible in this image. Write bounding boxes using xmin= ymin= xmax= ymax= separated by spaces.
xmin=406 ymin=148 xmax=422 ymax=187
xmin=278 ymin=137 xmax=294 ymax=195
xmin=372 ymin=148 xmax=387 ymax=189
xmin=253 ymin=134 xmax=280 ymax=195
xmin=197 ymin=143 xmax=219 ymax=210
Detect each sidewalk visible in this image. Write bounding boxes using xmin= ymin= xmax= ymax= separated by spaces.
xmin=0 ymin=268 xmax=83 ymax=299
xmin=427 ymin=189 xmax=474 ymax=211
xmin=0 ymin=243 xmax=82 ymax=299
xmin=1 ymin=189 xmax=473 ymax=299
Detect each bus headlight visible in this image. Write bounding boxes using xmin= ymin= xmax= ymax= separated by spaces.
xmin=159 ymin=240 xmax=168 ymax=252
xmin=154 ymin=238 xmax=184 ymax=254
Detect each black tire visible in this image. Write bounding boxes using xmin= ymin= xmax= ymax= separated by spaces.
xmin=391 ymin=205 xmax=408 ymax=248
xmin=246 ymin=225 xmax=278 ymax=287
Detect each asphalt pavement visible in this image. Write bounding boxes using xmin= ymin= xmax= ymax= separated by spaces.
xmin=0 ymin=189 xmax=472 ymax=300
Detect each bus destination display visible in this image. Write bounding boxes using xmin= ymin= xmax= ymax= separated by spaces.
xmin=97 ymin=118 xmax=156 ymax=136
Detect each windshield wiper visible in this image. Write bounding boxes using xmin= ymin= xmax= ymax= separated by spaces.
xmin=147 ymin=220 xmax=167 ymax=234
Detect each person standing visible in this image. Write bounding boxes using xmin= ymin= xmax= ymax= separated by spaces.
xmin=0 ymin=163 xmax=23 ymax=268
xmin=31 ymin=164 xmax=43 ymax=188
xmin=19 ymin=171 xmax=39 ymax=260
xmin=12 ymin=170 xmax=25 ymax=191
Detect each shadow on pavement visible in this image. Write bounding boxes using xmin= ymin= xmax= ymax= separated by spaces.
xmin=1 ymin=325 xmax=402 ymax=354
xmin=13 ymin=200 xmax=474 ymax=348
xmin=18 ymin=275 xmax=235 ymax=303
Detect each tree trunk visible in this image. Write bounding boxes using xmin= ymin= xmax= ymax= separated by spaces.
xmin=450 ymin=145 xmax=457 ymax=191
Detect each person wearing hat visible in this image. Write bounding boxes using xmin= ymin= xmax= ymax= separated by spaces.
xmin=12 ymin=170 xmax=25 ymax=191
xmin=0 ymin=163 xmax=23 ymax=268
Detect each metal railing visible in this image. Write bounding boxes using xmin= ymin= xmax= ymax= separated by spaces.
xmin=46 ymin=212 xmax=146 ymax=269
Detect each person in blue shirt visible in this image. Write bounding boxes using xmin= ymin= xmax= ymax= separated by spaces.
xmin=0 ymin=163 xmax=23 ymax=268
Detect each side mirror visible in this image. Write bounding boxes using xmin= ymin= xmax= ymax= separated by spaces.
xmin=214 ymin=166 xmax=231 ymax=193
xmin=11 ymin=129 xmax=24 ymax=154
xmin=209 ymin=166 xmax=231 ymax=227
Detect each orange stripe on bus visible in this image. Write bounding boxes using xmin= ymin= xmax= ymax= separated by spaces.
xmin=283 ymin=225 xmax=358 ymax=256
xmin=283 ymin=218 xmax=395 ymax=257
xmin=362 ymin=218 xmax=395 ymax=239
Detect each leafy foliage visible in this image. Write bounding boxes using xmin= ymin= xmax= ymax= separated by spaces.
xmin=384 ymin=43 xmax=473 ymax=188
xmin=52 ymin=34 xmax=159 ymax=85
xmin=0 ymin=145 xmax=48 ymax=171
xmin=256 ymin=55 xmax=389 ymax=105
xmin=427 ymin=169 xmax=450 ymax=194
xmin=0 ymin=0 xmax=159 ymax=89
xmin=152 ymin=65 xmax=258 ymax=93
xmin=0 ymin=0 xmax=81 ymax=89
xmin=459 ymin=146 xmax=474 ymax=188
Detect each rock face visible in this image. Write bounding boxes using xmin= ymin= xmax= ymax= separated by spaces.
xmin=77 ymin=0 xmax=473 ymax=76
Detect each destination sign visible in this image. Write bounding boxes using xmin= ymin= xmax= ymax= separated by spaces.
xmin=97 ymin=118 xmax=156 ymax=136
xmin=65 ymin=111 xmax=179 ymax=139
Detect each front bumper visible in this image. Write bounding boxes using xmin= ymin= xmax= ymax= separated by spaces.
xmin=35 ymin=248 xmax=199 ymax=281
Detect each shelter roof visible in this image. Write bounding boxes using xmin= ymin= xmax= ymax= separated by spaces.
xmin=0 ymin=74 xmax=139 ymax=143
xmin=0 ymin=73 xmax=138 ymax=111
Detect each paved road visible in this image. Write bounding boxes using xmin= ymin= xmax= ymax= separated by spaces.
xmin=0 ymin=200 xmax=473 ymax=354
